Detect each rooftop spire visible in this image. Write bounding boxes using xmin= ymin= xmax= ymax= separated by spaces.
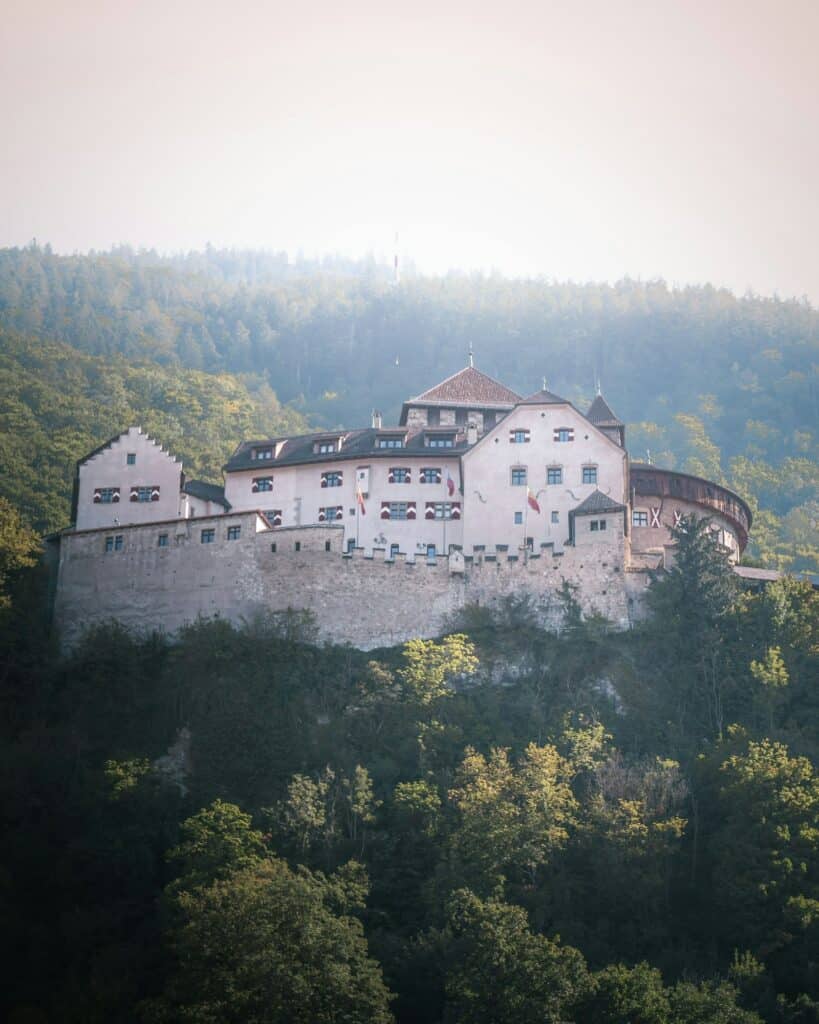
xmin=542 ymin=375 xmax=547 ymax=390
xmin=468 ymin=342 xmax=474 ymax=368
xmin=596 ymin=377 xmax=602 ymax=396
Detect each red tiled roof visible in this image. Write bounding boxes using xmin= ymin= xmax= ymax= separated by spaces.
xmin=409 ymin=366 xmax=522 ymax=407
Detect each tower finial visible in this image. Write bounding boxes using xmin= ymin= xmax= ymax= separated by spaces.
xmin=542 ymin=375 xmax=547 ymax=391
xmin=596 ymin=377 xmax=602 ymax=396
xmin=646 ymin=448 xmax=652 ymax=465
xmin=468 ymin=342 xmax=474 ymax=368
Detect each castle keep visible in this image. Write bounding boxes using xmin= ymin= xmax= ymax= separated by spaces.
xmin=53 ymin=365 xmax=752 ymax=649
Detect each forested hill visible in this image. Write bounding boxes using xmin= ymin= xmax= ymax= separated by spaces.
xmin=0 ymin=330 xmax=306 ymax=532
xmin=0 ymin=244 xmax=816 ymax=568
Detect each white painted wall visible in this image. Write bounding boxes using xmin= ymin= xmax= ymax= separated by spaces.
xmin=461 ymin=403 xmax=628 ymax=555
xmin=75 ymin=427 xmax=184 ymax=530
xmin=224 ymin=454 xmax=464 ymax=556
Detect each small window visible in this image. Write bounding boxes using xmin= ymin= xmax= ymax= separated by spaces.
xmin=105 ymin=536 xmax=114 ymax=552
xmin=551 ymin=511 xmax=559 ymax=523
xmin=510 ymin=467 xmax=527 ymax=486
xmin=426 ymin=544 xmax=437 ymax=562
xmin=510 ymin=429 xmax=530 ymax=443
xmin=427 ymin=502 xmax=456 ymax=520
xmin=582 ymin=466 xmax=598 ymax=485
xmin=390 ymin=467 xmax=410 ymax=483
xmin=347 ymin=538 xmax=356 ymax=553
xmin=271 ymin=542 xmax=277 ymax=553
xmin=126 ymin=453 xmax=136 ymax=465
xmin=420 ymin=467 xmax=442 ymax=484
xmin=325 ymin=540 xmax=332 ymax=552
xmin=514 ymin=511 xmax=523 ymax=525
xmin=427 ymin=407 xmax=440 ymax=426
xmin=390 ymin=543 xmax=400 ymax=558
xmin=317 ymin=441 xmax=337 ymax=454
xmin=389 ymin=502 xmax=409 ymax=520
xmin=590 ymin=520 xmax=599 ymax=532
xmin=253 ymin=477 xmax=273 ymax=493
xmin=295 ymin=541 xmax=301 ymax=552
xmin=114 ymin=535 xmax=123 ymax=550
xmin=633 ymin=510 xmax=649 ymax=527
xmin=253 ymin=446 xmax=274 ymax=460
xmin=554 ymin=428 xmax=574 ymax=442
xmin=427 ymin=435 xmax=455 ymax=449
xmin=201 ymin=528 xmax=215 ymax=543
xmin=600 ymin=519 xmax=607 ymax=530
xmin=377 ymin=437 xmax=404 ymax=449
xmin=547 ymin=467 xmax=562 ymax=485
xmin=136 ymin=486 xmax=153 ymax=503
xmin=322 ymin=471 xmax=343 ymax=487
xmin=157 ymin=533 xmax=169 ymax=547
xmin=98 ymin=487 xmax=118 ymax=504
xmin=227 ymin=525 xmax=241 ymax=541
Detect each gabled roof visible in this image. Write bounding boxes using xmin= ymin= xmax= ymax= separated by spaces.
xmin=408 ymin=366 xmax=522 ymax=408
xmin=571 ymin=489 xmax=626 ymax=516
xmin=586 ymin=394 xmax=624 ymax=427
xmin=518 ymin=387 xmax=568 ymax=406
xmin=183 ymin=479 xmax=231 ymax=509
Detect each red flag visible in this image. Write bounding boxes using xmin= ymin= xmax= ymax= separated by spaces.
xmin=446 ymin=471 xmax=455 ymax=496
xmin=527 ymin=487 xmax=540 ymax=513
xmin=356 ymin=484 xmax=366 ymax=516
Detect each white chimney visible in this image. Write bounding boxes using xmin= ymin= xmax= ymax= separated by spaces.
xmin=372 ymin=410 xmax=382 ymax=429
xmin=467 ymin=421 xmax=478 ymax=445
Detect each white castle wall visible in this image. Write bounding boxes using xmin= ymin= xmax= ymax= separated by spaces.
xmin=54 ymin=512 xmax=647 ymax=650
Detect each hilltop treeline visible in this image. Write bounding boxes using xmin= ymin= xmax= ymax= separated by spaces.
xmin=1 ymin=519 xmax=819 ymax=1022
xmin=0 ymin=244 xmax=815 ymax=568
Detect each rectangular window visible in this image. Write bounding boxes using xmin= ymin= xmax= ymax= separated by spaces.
xmin=105 ymin=536 xmax=114 ymax=552
xmin=317 ymin=441 xmax=336 ymax=454
xmin=510 ymin=429 xmax=530 ymax=443
xmin=390 ymin=467 xmax=410 ymax=483
xmin=201 ymin=528 xmax=215 ymax=543
xmin=633 ymin=511 xmax=649 ymax=527
xmin=347 ymin=538 xmax=356 ymax=553
xmin=321 ymin=471 xmax=343 ymax=487
xmin=268 ymin=509 xmax=282 ymax=527
xmin=389 ymin=502 xmax=409 ymax=520
xmin=551 ymin=511 xmax=559 ymax=523
xmin=114 ymin=535 xmax=123 ymax=550
xmin=600 ymin=519 xmax=607 ymax=530
xmin=252 ymin=477 xmax=273 ymax=493
xmin=514 ymin=511 xmax=523 ymax=525
xmin=426 ymin=544 xmax=437 ymax=562
xmin=136 ymin=486 xmax=153 ymax=503
xmin=227 ymin=525 xmax=241 ymax=541
xmin=126 ymin=453 xmax=136 ymax=465
xmin=582 ymin=467 xmax=598 ymax=485
xmin=319 ymin=506 xmax=343 ymax=522
xmin=390 ymin=543 xmax=400 ymax=558
xmin=427 ymin=436 xmax=455 ymax=448
xmin=253 ymin=447 xmax=273 ymax=460
xmin=377 ymin=437 xmax=404 ymax=449
xmin=427 ymin=407 xmax=440 ymax=426
xmin=325 ymin=540 xmax=332 ymax=551
xmin=99 ymin=487 xmax=117 ymax=504
xmin=420 ymin=467 xmax=442 ymax=484
xmin=547 ymin=467 xmax=562 ymax=485
xmin=157 ymin=533 xmax=169 ymax=547
xmin=510 ymin=467 xmax=527 ymax=486
xmin=295 ymin=541 xmax=301 ymax=552
xmin=271 ymin=542 xmax=277 ymax=553
xmin=428 ymin=502 xmax=456 ymax=520
xmin=590 ymin=520 xmax=599 ymax=532
xmin=554 ymin=428 xmax=574 ymax=442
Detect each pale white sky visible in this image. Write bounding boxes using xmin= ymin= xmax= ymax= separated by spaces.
xmin=2 ymin=0 xmax=817 ymax=300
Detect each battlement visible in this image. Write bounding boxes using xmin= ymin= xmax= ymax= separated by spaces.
xmin=53 ymin=511 xmax=644 ymax=650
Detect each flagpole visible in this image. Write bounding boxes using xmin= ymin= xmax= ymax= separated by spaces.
xmin=356 ymin=486 xmax=360 ymax=548
xmin=523 ymin=489 xmax=529 ymax=563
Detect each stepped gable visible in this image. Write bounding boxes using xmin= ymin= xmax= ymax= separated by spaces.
xmin=183 ymin=479 xmax=231 ymax=509
xmin=586 ymin=394 xmax=624 ymax=427
xmin=518 ymin=386 xmax=568 ymax=405
xmin=409 ymin=365 xmax=522 ymax=407
xmin=571 ymin=489 xmax=626 ymax=515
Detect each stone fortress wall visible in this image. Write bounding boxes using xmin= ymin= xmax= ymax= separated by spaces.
xmin=53 ymin=510 xmax=651 ymax=650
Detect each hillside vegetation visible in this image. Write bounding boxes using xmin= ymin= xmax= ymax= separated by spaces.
xmin=0 ymin=244 xmax=815 ymax=568
xmin=1 ymin=520 xmax=818 ymax=1022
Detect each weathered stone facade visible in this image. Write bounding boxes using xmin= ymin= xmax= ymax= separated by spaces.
xmin=53 ymin=510 xmax=649 ymax=650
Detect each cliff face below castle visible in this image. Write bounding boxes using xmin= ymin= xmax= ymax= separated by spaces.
xmin=53 ymin=511 xmax=650 ymax=649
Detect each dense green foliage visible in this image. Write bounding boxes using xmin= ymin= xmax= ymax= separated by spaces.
xmin=0 ymin=328 xmax=305 ymax=531
xmin=2 ymin=520 xmax=819 ymax=1022
xmin=0 ymin=243 xmax=815 ymax=566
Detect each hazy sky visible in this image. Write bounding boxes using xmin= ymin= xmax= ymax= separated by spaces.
xmin=2 ymin=0 xmax=817 ymax=300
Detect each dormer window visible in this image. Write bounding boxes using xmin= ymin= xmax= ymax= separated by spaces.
xmin=253 ymin=446 xmax=274 ymax=460
xmin=315 ymin=437 xmax=340 ymax=454
xmin=426 ymin=432 xmax=455 ymax=448
xmin=376 ymin=435 xmax=405 ymax=449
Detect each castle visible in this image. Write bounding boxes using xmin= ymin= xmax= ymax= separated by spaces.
xmin=52 ymin=364 xmax=752 ymax=649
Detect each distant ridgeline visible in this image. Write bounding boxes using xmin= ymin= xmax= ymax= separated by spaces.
xmin=51 ymin=365 xmax=755 ymax=649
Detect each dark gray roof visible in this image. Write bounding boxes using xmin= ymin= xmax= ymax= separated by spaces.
xmin=409 ymin=366 xmax=522 ymax=407
xmin=518 ymin=387 xmax=569 ymax=405
xmin=224 ymin=426 xmax=471 ymax=473
xmin=571 ymin=489 xmax=626 ymax=516
xmin=183 ymin=479 xmax=231 ymax=509
xmin=586 ymin=394 xmax=624 ymax=427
